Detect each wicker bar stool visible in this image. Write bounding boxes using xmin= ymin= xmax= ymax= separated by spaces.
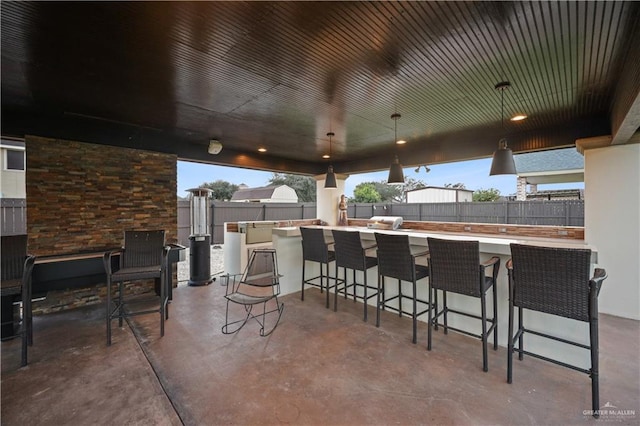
xmin=374 ymin=232 xmax=431 ymax=344
xmin=507 ymin=243 xmax=607 ymax=417
xmin=103 ymin=230 xmax=169 ymax=346
xmin=331 ymin=230 xmax=378 ymax=321
xmin=1 ymin=235 xmax=36 ymax=367
xmin=300 ymin=227 xmax=342 ymax=309
xmin=426 ymin=237 xmax=500 ymax=372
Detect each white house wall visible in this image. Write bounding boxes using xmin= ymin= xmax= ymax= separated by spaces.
xmin=0 ymin=147 xmax=26 ymax=198
xmin=407 ymin=188 xmax=472 ymax=203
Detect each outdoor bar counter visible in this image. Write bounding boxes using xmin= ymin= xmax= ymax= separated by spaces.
xmin=270 ymin=222 xmax=598 ymax=367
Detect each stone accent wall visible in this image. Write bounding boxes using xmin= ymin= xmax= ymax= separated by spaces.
xmin=25 ymin=136 xmax=177 ymax=314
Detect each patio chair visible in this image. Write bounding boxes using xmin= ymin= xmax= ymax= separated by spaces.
xmin=426 ymin=237 xmax=499 ymax=372
xmin=1 ymin=235 xmax=36 ymax=366
xmin=331 ymin=230 xmax=378 ymax=321
xmin=222 ymin=248 xmax=284 ymax=336
xmin=103 ymin=230 xmax=169 ymax=346
xmin=374 ymin=232 xmax=431 ymax=344
xmin=300 ymin=227 xmax=342 ymax=309
xmin=507 ymin=243 xmax=607 ymax=417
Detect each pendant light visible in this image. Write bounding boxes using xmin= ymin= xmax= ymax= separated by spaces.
xmin=489 ymin=81 xmax=517 ymax=175
xmin=324 ymin=132 xmax=337 ymax=188
xmin=387 ymin=113 xmax=405 ymax=184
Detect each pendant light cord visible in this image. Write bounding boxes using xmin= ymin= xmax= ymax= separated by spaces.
xmin=495 ymin=81 xmax=510 ymax=149
xmin=501 ymin=85 xmax=504 ymax=130
xmin=327 ymin=132 xmax=334 ymax=158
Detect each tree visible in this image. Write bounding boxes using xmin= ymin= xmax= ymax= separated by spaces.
xmin=268 ymin=173 xmax=316 ymax=202
xmin=353 ymin=182 xmax=382 ymax=203
xmin=201 ymin=180 xmax=239 ymax=201
xmin=444 ymin=182 xmax=466 ymax=189
xmin=473 ymin=188 xmax=501 ymax=202
xmin=373 ymin=181 xmax=403 ymax=203
xmin=401 ymin=177 xmax=427 ymax=202
xmin=376 ymin=177 xmax=427 ymax=203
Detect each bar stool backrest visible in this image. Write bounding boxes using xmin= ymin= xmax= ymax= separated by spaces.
xmin=1 ymin=235 xmax=28 ymax=281
xmin=121 ymin=230 xmax=165 ymax=269
xmin=427 ymin=237 xmax=481 ymax=297
xmin=332 ymin=230 xmax=365 ymax=270
xmin=374 ymin=232 xmax=415 ymax=282
xmin=509 ymin=244 xmax=591 ymax=322
xmin=300 ymin=227 xmax=329 ymax=263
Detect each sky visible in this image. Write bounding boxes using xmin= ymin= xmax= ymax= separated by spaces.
xmin=177 ymin=158 xmax=583 ymax=199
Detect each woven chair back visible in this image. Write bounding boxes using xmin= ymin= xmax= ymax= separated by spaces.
xmin=332 ymin=230 xmax=366 ymax=270
xmin=122 ymin=230 xmax=165 ymax=268
xmin=374 ymin=233 xmax=416 ymax=282
xmin=510 ymin=243 xmax=591 ymax=322
xmin=428 ymin=237 xmax=481 ymax=297
xmin=1 ymin=235 xmax=28 ymax=281
xmin=300 ymin=227 xmax=329 ymax=263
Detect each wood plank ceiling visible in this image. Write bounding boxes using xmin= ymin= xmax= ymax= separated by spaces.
xmin=2 ymin=1 xmax=639 ymax=175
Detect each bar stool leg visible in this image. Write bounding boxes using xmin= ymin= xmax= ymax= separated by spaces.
xmin=481 ymin=290 xmax=488 ymax=372
xmin=376 ymin=275 xmax=383 ymax=327
xmin=590 ymin=314 xmax=600 ymax=417
xmin=412 ymin=279 xmax=417 ymax=344
xmin=492 ymin=284 xmax=498 ymax=350
xmin=107 ymin=277 xmax=112 ymax=346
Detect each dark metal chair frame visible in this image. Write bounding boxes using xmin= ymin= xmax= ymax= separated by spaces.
xmin=331 ymin=230 xmax=378 ymax=321
xmin=300 ymin=227 xmax=343 ymax=309
xmin=507 ymin=243 xmax=607 ymax=418
xmin=374 ymin=232 xmax=432 ymax=344
xmin=222 ymin=248 xmax=284 ymax=336
xmin=1 ymin=235 xmax=36 ymax=367
xmin=103 ymin=230 xmax=169 ymax=346
xmin=426 ymin=237 xmax=499 ymax=372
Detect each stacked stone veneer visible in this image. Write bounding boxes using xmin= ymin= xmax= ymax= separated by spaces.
xmin=26 ymin=136 xmax=177 ymax=314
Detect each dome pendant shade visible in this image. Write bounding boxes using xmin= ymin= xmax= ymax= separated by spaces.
xmin=489 ymin=139 xmax=516 ymax=175
xmin=490 ymin=81 xmax=517 ymax=176
xmin=324 ymin=165 xmax=337 ymax=188
xmin=387 ymin=156 xmax=405 ymax=184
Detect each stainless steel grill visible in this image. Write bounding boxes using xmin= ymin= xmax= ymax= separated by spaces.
xmin=366 ymin=216 xmax=403 ymax=231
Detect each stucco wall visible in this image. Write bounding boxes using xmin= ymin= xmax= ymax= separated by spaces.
xmin=585 ymin=143 xmax=640 ymax=320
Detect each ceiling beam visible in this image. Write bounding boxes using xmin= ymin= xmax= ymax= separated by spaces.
xmin=611 ymin=18 xmax=640 ymax=146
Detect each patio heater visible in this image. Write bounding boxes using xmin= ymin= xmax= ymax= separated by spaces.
xmin=187 ymin=188 xmax=213 ymax=286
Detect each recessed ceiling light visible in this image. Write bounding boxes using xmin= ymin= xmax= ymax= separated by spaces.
xmin=258 ymin=147 xmax=267 ymax=152
xmin=510 ymin=114 xmax=527 ymax=121
xmin=322 ymin=154 xmax=330 ymax=159
xmin=396 ymin=139 xmax=407 ymax=145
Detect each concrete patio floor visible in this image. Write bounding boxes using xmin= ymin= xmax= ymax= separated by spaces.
xmin=2 ymin=281 xmax=639 ymax=425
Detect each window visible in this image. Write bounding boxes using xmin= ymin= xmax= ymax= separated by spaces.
xmin=6 ymin=149 xmax=25 ymax=171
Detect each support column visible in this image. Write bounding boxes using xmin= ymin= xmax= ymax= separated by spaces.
xmin=314 ymin=173 xmax=348 ymax=225
xmin=583 ymin=143 xmax=639 ymax=320
xmin=516 ymin=177 xmax=527 ymax=200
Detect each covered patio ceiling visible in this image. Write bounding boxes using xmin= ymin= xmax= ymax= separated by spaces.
xmin=2 ymin=1 xmax=639 ymax=176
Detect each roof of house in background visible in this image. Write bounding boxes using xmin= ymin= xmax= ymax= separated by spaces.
xmin=231 ymin=186 xmax=278 ymax=201
xmin=230 ymin=185 xmax=298 ymax=202
xmin=406 ymin=185 xmax=474 ymax=193
xmin=514 ymin=148 xmax=584 ymax=173
xmin=514 ymin=148 xmax=585 ymax=185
